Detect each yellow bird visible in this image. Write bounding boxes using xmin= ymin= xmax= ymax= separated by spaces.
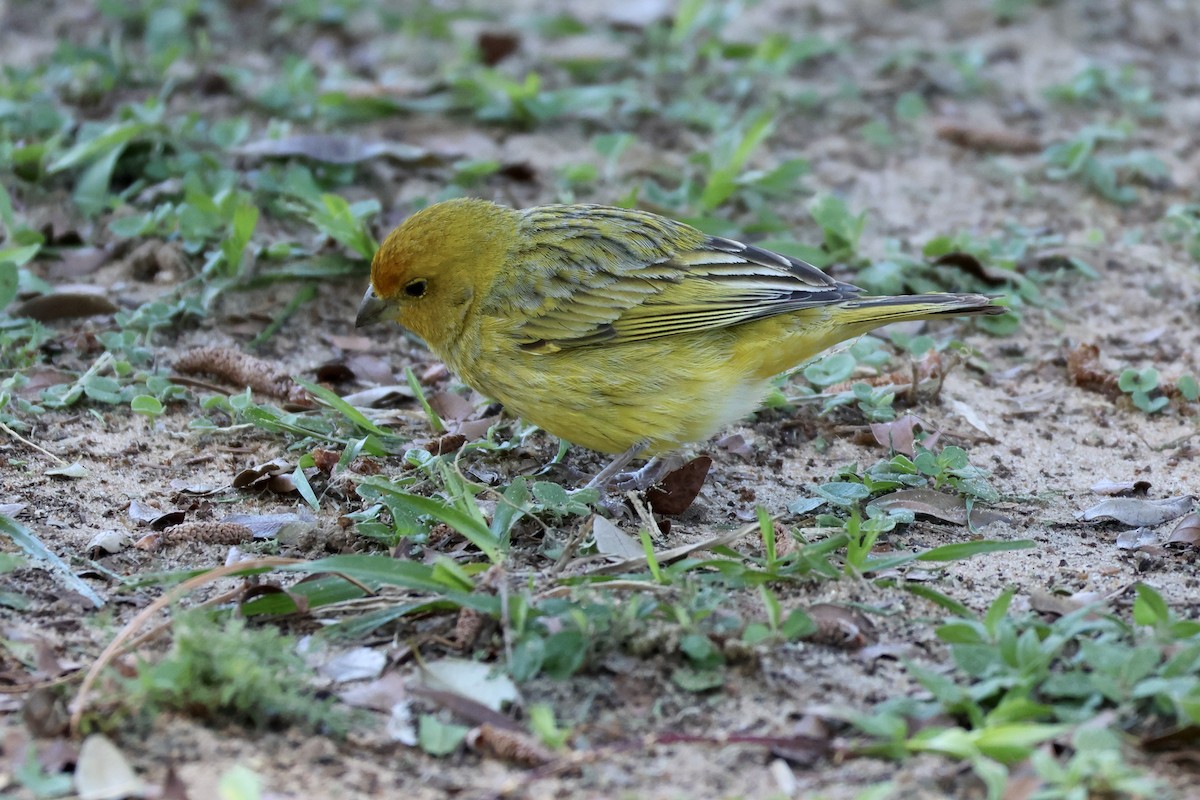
xmin=356 ymin=198 xmax=1004 ymax=488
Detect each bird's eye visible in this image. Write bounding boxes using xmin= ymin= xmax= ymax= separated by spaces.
xmin=404 ymin=279 xmax=428 ymax=298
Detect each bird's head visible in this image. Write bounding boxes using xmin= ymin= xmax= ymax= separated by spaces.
xmin=356 ymin=198 xmax=519 ymax=351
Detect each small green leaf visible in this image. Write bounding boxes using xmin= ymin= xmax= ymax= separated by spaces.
xmin=417 ymin=715 xmax=469 ymax=756
xmin=130 ymin=395 xmax=165 ymax=417
xmin=1133 ymin=583 xmax=1169 ymax=626
xmin=1179 ymin=375 xmax=1199 ymax=402
xmin=0 ymin=262 xmax=18 ymax=309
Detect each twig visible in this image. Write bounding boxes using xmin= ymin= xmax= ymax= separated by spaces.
xmin=69 ymin=556 xmax=304 ymax=734
xmin=583 ymin=517 xmax=768 ymax=576
xmin=0 ymin=421 xmax=68 ymax=465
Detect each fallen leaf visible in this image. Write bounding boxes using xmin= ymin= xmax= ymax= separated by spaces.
xmin=715 ymin=433 xmax=753 ymax=458
xmin=221 ymin=512 xmax=317 ymax=543
xmin=1090 ymin=479 xmax=1152 ymax=496
xmin=324 ymin=333 xmax=375 ymax=351
xmin=45 ymin=462 xmax=89 ymax=479
xmin=933 ymin=119 xmax=1041 ymax=153
xmin=428 ymin=391 xmax=475 ymax=423
xmin=1116 ymin=527 xmax=1159 ymax=550
xmin=85 ymin=530 xmax=129 ymax=556
xmin=234 ymin=134 xmax=431 ymax=165
xmin=339 ymin=671 xmax=409 ymax=713
xmin=869 ymin=415 xmax=922 ymax=456
xmin=75 ymin=734 xmax=146 ymax=800
xmin=231 ymin=458 xmax=292 ymax=489
xmin=645 ymin=455 xmax=711 ymax=515
xmin=868 ymin=487 xmax=1010 ymax=527
xmin=946 ymin=398 xmax=992 ymax=438
xmin=315 ymin=647 xmax=387 ymax=685
xmin=1076 ymin=495 xmax=1195 ymax=526
xmin=13 ymin=367 xmax=74 ymax=398
xmin=46 ymin=246 xmax=110 ymax=279
xmin=22 ymin=686 xmax=70 ymax=737
xmin=415 ymin=658 xmax=520 ymax=713
xmin=804 ymin=604 xmax=874 ymax=649
xmin=1029 ymin=589 xmax=1106 ymax=616
xmin=477 ymin=30 xmax=520 ymax=65
xmin=14 ymin=290 xmax=119 ymax=322
xmin=340 ymin=385 xmax=416 ymax=406
xmin=1166 ymin=512 xmax=1200 ymax=547
xmin=591 ymin=515 xmax=642 ymax=558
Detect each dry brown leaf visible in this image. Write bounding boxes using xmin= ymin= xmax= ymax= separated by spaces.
xmin=934 ymin=119 xmax=1041 ymax=153
xmin=804 ymin=603 xmax=875 ymax=649
xmin=1066 ymin=343 xmax=1121 ymax=400
xmin=932 ymin=251 xmax=1015 ymax=286
xmin=477 ymin=30 xmax=520 ymax=65
xmin=13 ymin=290 xmax=119 ymax=322
xmin=645 ymin=455 xmax=711 ymax=515
xmin=1166 ymin=512 xmax=1200 ymax=547
xmin=869 ymin=415 xmax=924 ymax=456
xmin=231 ymin=457 xmax=292 ymax=490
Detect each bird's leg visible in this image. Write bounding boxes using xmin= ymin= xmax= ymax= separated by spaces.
xmin=584 ymin=440 xmax=649 ymax=491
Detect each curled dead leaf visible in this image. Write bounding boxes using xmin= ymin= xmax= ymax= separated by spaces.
xmin=804 ymin=603 xmax=875 ymax=649
xmin=232 ymin=458 xmax=292 ymax=490
xmin=1076 ymin=495 xmax=1195 ymax=527
xmin=1029 ymin=589 xmax=1106 ymax=617
xmin=934 ymin=119 xmax=1041 ymax=153
xmin=13 ymin=290 xmax=119 ymax=322
xmin=868 ymin=415 xmax=925 ymax=456
xmin=868 ymin=487 xmax=1010 ymax=528
xmin=1090 ymin=479 xmax=1152 ymax=497
xmin=1115 ymin=527 xmax=1159 ymax=550
xmin=1166 ymin=512 xmax=1200 ymax=547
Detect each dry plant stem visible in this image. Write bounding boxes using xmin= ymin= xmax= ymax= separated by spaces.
xmin=536 ymin=580 xmax=679 ymax=601
xmin=0 ymin=421 xmax=67 ymax=464
xmin=627 ymin=492 xmax=661 ymax=538
xmin=68 ymin=556 xmax=304 ymax=734
xmin=584 ymin=516 xmax=769 ymax=576
xmin=550 ymin=516 xmax=594 ymax=576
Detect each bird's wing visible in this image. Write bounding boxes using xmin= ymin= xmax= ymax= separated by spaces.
xmin=497 ymin=207 xmax=861 ymax=353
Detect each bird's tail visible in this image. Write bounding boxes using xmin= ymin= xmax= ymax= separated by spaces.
xmin=836 ymin=293 xmax=1006 ymax=324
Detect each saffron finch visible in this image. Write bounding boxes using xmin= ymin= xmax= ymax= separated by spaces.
xmin=356 ymin=198 xmax=1004 ymax=486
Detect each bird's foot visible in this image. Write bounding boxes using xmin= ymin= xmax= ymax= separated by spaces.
xmin=609 ymin=453 xmax=686 ymax=493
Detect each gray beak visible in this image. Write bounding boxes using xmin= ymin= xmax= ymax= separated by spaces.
xmin=355 ymin=287 xmax=389 ymax=328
